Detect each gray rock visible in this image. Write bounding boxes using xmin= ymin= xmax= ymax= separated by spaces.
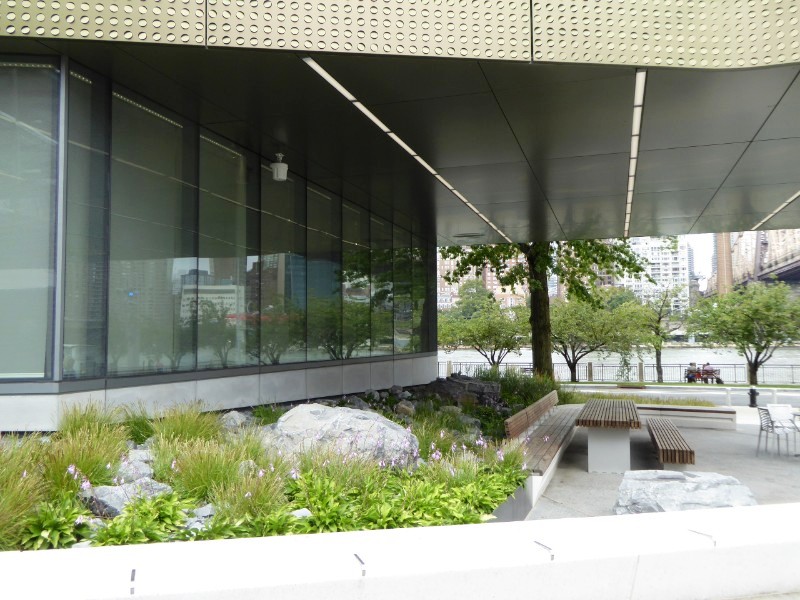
xmin=458 ymin=415 xmax=482 ymax=429
xmin=259 ymin=403 xmax=419 ymax=467
xmin=379 ymin=391 xmax=389 ymax=399
xmin=291 ymin=508 xmax=313 ymax=519
xmin=221 ymin=410 xmax=249 ymax=431
xmin=364 ymin=390 xmax=380 ymax=402
xmin=394 ymin=400 xmax=416 ymax=417
xmin=389 ymin=385 xmax=403 ymax=396
xmin=83 ymin=477 xmax=173 ymax=518
xmin=614 ymin=470 xmax=757 ymax=515
xmin=140 ymin=437 xmax=155 ymax=449
xmin=127 ymin=448 xmax=154 ymax=463
xmin=344 ymin=395 xmax=371 ymax=411
xmin=116 ymin=459 xmax=153 ymax=482
xmin=398 ymin=391 xmax=413 ymax=400
xmin=193 ymin=504 xmax=215 ymax=519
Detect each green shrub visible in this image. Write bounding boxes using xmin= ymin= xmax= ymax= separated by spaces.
xmin=210 ymin=469 xmax=287 ymax=521
xmin=20 ymin=492 xmax=93 ymax=550
xmin=252 ymin=405 xmax=285 ymax=426
xmin=122 ymin=405 xmax=155 ymax=445
xmin=153 ymin=437 xmax=244 ymax=501
xmin=151 ymin=404 xmax=222 ymax=442
xmin=58 ymin=403 xmax=119 ymax=437
xmin=0 ymin=436 xmax=47 ymax=550
xmin=43 ymin=422 xmax=128 ymax=493
xmin=92 ymin=493 xmax=191 ymax=546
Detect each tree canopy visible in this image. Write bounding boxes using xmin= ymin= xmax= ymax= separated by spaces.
xmin=687 ymin=281 xmax=800 ymax=385
xmin=440 ymin=240 xmax=649 ymax=377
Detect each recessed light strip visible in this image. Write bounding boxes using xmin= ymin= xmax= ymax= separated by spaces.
xmin=751 ymin=188 xmax=800 ymax=230
xmin=303 ymin=56 xmax=512 ymax=244
xmin=624 ymin=68 xmax=647 ymax=238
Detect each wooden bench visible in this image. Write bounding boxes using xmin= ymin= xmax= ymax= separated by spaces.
xmin=504 ymin=390 xmax=559 ymax=439
xmin=521 ymin=404 xmax=582 ymax=474
xmin=646 ymin=417 xmax=695 ymax=468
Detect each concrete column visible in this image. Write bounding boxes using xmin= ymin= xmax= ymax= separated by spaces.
xmin=587 ymin=362 xmax=593 ymax=382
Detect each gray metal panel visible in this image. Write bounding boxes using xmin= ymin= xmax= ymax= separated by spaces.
xmin=757 ymin=72 xmax=800 ymax=140
xmin=537 ymin=153 xmax=629 ymax=201
xmin=691 ymin=212 xmax=772 ymax=233
xmin=723 ymin=138 xmax=800 ymax=188
xmin=632 ymin=189 xmax=714 ymax=220
xmin=630 ymin=216 xmax=700 ymax=238
xmin=636 ymin=144 xmax=748 ymax=194
xmin=704 ymin=182 xmax=800 ymax=217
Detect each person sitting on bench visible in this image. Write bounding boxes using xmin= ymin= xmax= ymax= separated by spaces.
xmin=702 ymin=362 xmax=715 ymax=384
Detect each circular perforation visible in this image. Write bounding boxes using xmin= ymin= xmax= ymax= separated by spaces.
xmin=0 ymin=0 xmax=205 ymax=43
xmin=533 ymin=0 xmax=800 ymax=68
xmin=206 ymin=0 xmax=531 ymax=61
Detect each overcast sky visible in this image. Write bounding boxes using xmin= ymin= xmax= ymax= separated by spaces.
xmin=686 ymin=233 xmax=714 ymax=279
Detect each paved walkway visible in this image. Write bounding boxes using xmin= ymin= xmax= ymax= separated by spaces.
xmin=528 ymin=406 xmax=800 ymax=520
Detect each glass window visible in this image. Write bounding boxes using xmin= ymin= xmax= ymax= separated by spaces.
xmin=0 ymin=60 xmax=60 ymax=379
xmin=342 ymin=202 xmax=371 ymax=358
xmin=393 ymin=225 xmax=412 ymax=354
xmin=63 ymin=68 xmax=109 ymax=379
xmin=370 ymin=216 xmax=393 ymax=356
xmin=107 ymin=91 xmax=198 ymax=375
xmin=306 ymin=185 xmax=342 ymax=361
xmin=411 ymin=235 xmax=427 ymax=353
xmin=197 ymin=133 xmax=259 ymax=369
xmin=260 ymin=164 xmax=306 ymax=364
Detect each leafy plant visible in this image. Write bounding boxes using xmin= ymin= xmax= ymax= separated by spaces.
xmin=210 ymin=469 xmax=287 ymax=521
xmin=152 ymin=403 xmax=222 ymax=442
xmin=20 ymin=492 xmax=93 ymax=550
xmin=153 ymin=437 xmax=244 ymax=501
xmin=123 ymin=405 xmax=155 ymax=445
xmin=252 ymin=405 xmax=285 ymax=426
xmin=92 ymin=493 xmax=191 ymax=546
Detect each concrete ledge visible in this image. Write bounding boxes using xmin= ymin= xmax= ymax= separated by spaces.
xmin=2 ymin=503 xmax=799 ymax=599
xmin=492 ymin=426 xmax=578 ymax=522
xmin=637 ymin=405 xmax=737 ymax=430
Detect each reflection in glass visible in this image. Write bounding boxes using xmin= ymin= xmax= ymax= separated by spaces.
xmin=370 ymin=216 xmax=393 ymax=356
xmin=107 ymin=92 xmax=198 ymax=375
xmin=342 ymin=202 xmax=371 ymax=358
xmin=411 ymin=236 xmax=426 ymax=353
xmin=306 ymin=185 xmax=342 ymax=361
xmin=0 ymin=60 xmax=59 ymax=378
xmin=259 ymin=165 xmax=307 ymax=364
xmin=393 ymin=225 xmax=412 ymax=354
xmin=63 ymin=69 xmax=109 ymax=379
xmin=197 ymin=133 xmax=258 ymax=369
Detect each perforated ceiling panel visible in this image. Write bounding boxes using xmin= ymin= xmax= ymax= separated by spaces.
xmin=0 ymin=0 xmax=205 ymax=44
xmin=206 ymin=0 xmax=531 ymax=60
xmin=534 ymin=0 xmax=800 ymax=68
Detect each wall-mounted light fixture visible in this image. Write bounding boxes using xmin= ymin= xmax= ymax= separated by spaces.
xmin=624 ymin=69 xmax=647 ymax=238
xmin=271 ymin=153 xmax=288 ymax=182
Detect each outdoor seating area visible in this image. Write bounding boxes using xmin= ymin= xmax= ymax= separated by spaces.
xmin=757 ymin=404 xmax=800 ymax=456
xmin=645 ymin=417 xmax=695 ymax=468
xmin=575 ymin=399 xmax=641 ymax=473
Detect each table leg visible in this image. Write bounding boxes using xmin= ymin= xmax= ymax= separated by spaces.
xmin=587 ymin=428 xmax=631 ymax=473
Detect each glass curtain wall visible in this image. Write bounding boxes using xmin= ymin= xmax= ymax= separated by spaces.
xmin=306 ymin=185 xmax=342 ymax=361
xmin=342 ymin=202 xmax=371 ymax=359
xmin=410 ymin=235 xmax=426 ymax=353
xmin=260 ymin=164 xmax=307 ymax=364
xmin=62 ymin=67 xmax=109 ymax=379
xmin=197 ymin=133 xmax=259 ymax=369
xmin=107 ymin=91 xmax=198 ymax=375
xmin=0 ymin=59 xmax=60 ymax=379
xmin=393 ymin=225 xmax=412 ymax=354
xmin=370 ymin=216 xmax=393 ymax=356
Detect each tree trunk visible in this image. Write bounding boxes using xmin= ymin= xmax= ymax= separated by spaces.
xmin=748 ymin=362 xmax=759 ymax=385
xmin=567 ymin=361 xmax=578 ymax=383
xmin=524 ymin=243 xmax=554 ymax=379
xmin=655 ymin=348 xmax=663 ymax=383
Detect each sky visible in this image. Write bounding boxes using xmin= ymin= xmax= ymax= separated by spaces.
xmin=686 ymin=233 xmax=715 ymax=279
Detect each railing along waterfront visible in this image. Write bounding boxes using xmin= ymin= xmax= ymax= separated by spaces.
xmin=437 ymin=362 xmax=800 ymax=385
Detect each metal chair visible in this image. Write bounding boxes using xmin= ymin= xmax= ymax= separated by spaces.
xmin=757 ymin=406 xmax=796 ymax=456
xmin=767 ymin=404 xmax=799 ymax=455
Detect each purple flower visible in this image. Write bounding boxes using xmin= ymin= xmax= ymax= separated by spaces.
xmin=21 ymin=470 xmax=27 ymax=479
xmin=289 ymin=468 xmax=299 ymax=480
xmin=439 ymin=430 xmax=445 ymax=439
xmin=170 ymin=459 xmax=179 ymax=472
xmin=496 ymin=449 xmax=505 ymax=462
xmin=74 ymin=515 xmax=85 ymax=525
xmin=379 ymin=460 xmax=386 ymax=468
xmin=430 ymin=441 xmax=436 ymax=451
xmin=269 ymin=463 xmax=275 ymax=472
xmin=257 ymin=469 xmax=265 ymax=478
xmin=66 ymin=464 xmax=77 ymax=477
xmin=450 ymin=443 xmax=457 ymax=453
xmin=449 ymin=467 xmax=456 ymax=477
xmin=431 ymin=450 xmax=442 ymax=461
xmin=244 ymin=491 xmax=252 ymax=499
xmin=106 ymin=463 xmax=112 ymax=470
xmin=80 ymin=478 xmax=92 ymax=491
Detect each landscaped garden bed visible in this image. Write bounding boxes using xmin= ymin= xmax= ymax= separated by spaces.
xmin=0 ymin=388 xmax=529 ymax=551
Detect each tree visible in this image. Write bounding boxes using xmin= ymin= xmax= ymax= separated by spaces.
xmin=198 ymin=300 xmax=237 ymax=368
xmin=640 ymin=286 xmax=684 ymax=382
xmin=452 ymin=278 xmax=493 ymax=318
xmin=440 ymin=241 xmax=649 ymax=378
xmin=438 ymin=284 xmax=526 ymax=366
xmin=687 ymin=281 xmax=800 ymax=385
xmin=550 ymin=295 xmax=649 ymax=382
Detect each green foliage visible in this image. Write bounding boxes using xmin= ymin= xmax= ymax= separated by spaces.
xmin=476 ymin=367 xmax=558 ymax=412
xmin=59 ymin=403 xmax=119 ymax=437
xmin=44 ymin=411 xmax=128 ymax=493
xmin=0 ymin=436 xmax=47 ymax=550
xmin=92 ymin=493 xmax=192 ymax=546
xmin=452 ymin=278 xmax=494 ymax=319
xmin=210 ymin=469 xmax=287 ymax=521
xmin=255 ymin=299 xmax=306 ymax=365
xmin=153 ymin=437 xmax=243 ymax=501
xmin=252 ymin=405 xmax=286 ymax=426
xmin=558 ymin=391 xmax=715 ymax=407
xmin=688 ymin=282 xmax=800 ymax=385
xmin=123 ymin=405 xmax=155 ymax=445
xmin=20 ymin=492 xmax=93 ymax=550
xmin=152 ymin=404 xmax=222 ymax=442
xmin=198 ymin=299 xmax=237 ymax=368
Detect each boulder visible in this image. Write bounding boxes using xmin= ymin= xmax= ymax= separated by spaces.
xmin=344 ymin=395 xmax=371 ymax=411
xmin=83 ymin=477 xmax=173 ymax=518
xmin=389 ymin=385 xmax=404 ymax=396
xmin=614 ymin=470 xmax=757 ymax=515
xmin=260 ymin=403 xmax=419 ymax=467
xmin=458 ymin=415 xmax=482 ymax=429
xmin=394 ymin=400 xmax=416 ymax=417
xmin=291 ymin=508 xmax=313 ymax=519
xmin=427 ymin=375 xmax=503 ymax=409
xmin=398 ymin=391 xmax=413 ymax=400
xmin=364 ymin=390 xmax=380 ymax=402
xmin=221 ymin=410 xmax=249 ymax=431
xmin=116 ymin=459 xmax=153 ymax=482
xmin=379 ymin=392 xmax=389 ymax=400
xmin=127 ymin=448 xmax=153 ymax=464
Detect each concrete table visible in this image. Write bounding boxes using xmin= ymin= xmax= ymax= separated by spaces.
xmin=576 ymin=399 xmax=641 ymax=473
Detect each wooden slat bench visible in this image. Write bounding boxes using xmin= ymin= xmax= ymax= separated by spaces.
xmin=521 ymin=404 xmax=582 ymax=475
xmin=504 ymin=390 xmax=559 ymax=439
xmin=646 ymin=417 xmax=695 ymax=468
